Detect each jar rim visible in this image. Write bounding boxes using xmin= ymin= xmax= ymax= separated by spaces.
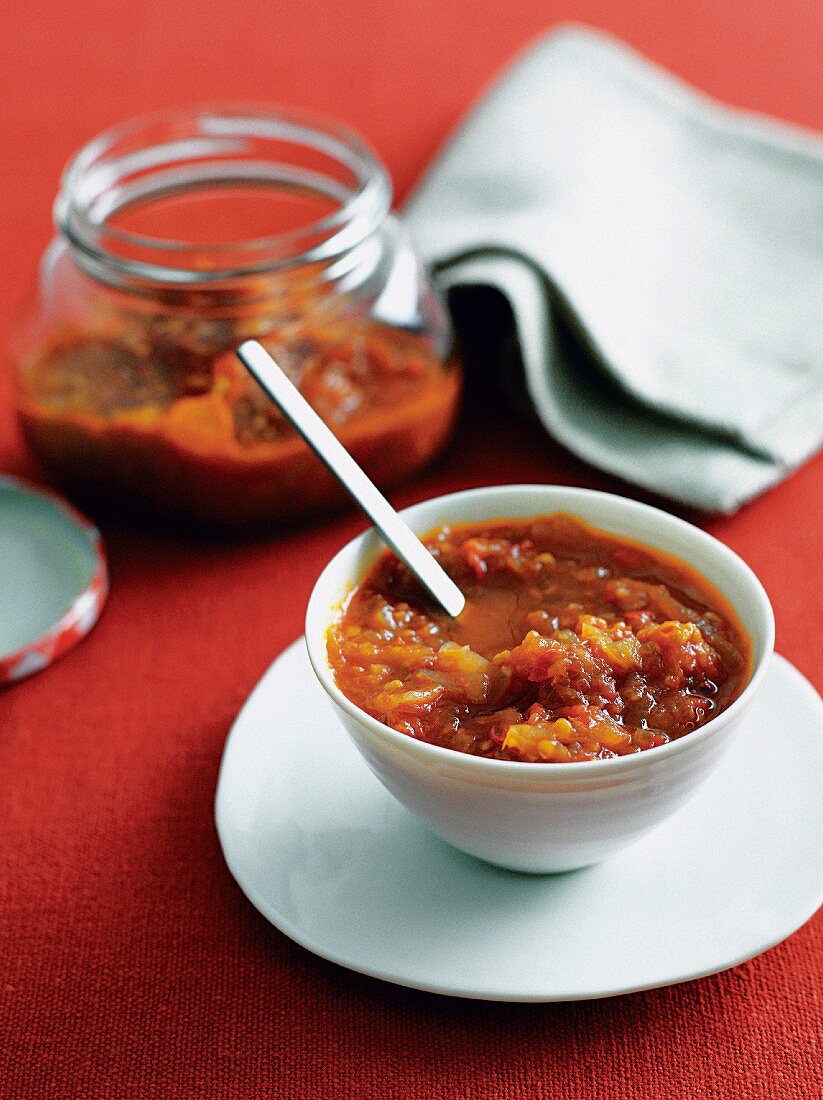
xmin=55 ymin=105 xmax=393 ymax=286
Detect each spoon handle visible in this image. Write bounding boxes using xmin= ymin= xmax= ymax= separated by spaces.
xmin=236 ymin=340 xmax=465 ymax=617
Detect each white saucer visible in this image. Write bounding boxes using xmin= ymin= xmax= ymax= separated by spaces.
xmin=216 ymin=640 xmax=823 ymax=1001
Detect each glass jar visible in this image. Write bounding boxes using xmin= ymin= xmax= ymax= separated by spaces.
xmin=11 ymin=107 xmax=460 ymax=531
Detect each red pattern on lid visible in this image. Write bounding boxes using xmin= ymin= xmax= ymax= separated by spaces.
xmin=0 ymin=477 xmax=109 ymax=685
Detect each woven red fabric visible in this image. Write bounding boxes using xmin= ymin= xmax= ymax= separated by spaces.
xmin=1 ymin=3 xmax=821 ymax=1097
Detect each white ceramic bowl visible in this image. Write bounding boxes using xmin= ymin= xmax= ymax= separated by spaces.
xmin=305 ymin=485 xmax=774 ymax=873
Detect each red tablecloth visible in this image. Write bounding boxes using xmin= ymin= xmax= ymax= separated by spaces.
xmin=1 ymin=3 xmax=821 ymax=1096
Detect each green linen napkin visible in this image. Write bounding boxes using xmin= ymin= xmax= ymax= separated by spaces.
xmin=404 ymin=25 xmax=823 ymax=512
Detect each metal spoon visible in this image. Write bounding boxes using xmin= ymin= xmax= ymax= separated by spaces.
xmin=236 ymin=340 xmax=466 ymax=617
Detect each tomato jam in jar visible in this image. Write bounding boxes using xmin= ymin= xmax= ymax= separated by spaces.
xmin=11 ymin=108 xmax=459 ymax=530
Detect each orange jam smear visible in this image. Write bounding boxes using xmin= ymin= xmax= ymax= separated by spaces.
xmin=17 ymin=305 xmax=459 ymax=528
xmin=328 ymin=515 xmax=752 ymax=762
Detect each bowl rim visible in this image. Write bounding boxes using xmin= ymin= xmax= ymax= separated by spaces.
xmin=305 ymin=484 xmax=775 ymax=779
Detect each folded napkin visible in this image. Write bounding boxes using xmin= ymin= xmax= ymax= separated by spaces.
xmin=404 ymin=25 xmax=823 ymax=512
